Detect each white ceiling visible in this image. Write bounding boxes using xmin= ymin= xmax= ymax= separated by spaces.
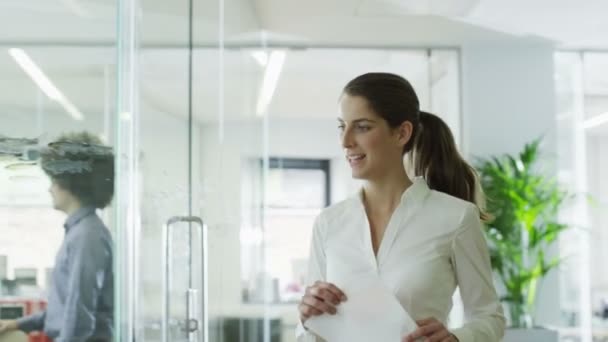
xmin=1 ymin=0 xmax=608 ymax=47
xmin=463 ymin=0 xmax=608 ymax=49
xmin=1 ymin=0 xmax=608 ymax=125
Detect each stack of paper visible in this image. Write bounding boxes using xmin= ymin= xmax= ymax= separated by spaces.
xmin=304 ymin=277 xmax=417 ymax=342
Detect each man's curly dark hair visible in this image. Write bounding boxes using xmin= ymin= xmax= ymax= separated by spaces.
xmin=40 ymin=132 xmax=114 ymax=209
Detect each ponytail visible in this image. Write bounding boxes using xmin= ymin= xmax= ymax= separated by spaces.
xmin=408 ymin=111 xmax=491 ymax=221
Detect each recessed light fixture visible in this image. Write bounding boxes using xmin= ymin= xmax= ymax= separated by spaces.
xmin=8 ymin=48 xmax=84 ymax=121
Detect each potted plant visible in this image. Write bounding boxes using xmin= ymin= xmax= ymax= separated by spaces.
xmin=476 ymin=139 xmax=568 ymax=342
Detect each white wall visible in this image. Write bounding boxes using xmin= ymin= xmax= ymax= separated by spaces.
xmin=461 ymin=40 xmax=560 ymax=326
xmin=589 ymin=135 xmax=608 ymax=299
xmin=461 ymin=41 xmax=557 ymax=158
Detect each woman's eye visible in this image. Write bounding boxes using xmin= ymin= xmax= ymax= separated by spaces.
xmin=356 ymin=125 xmax=371 ymax=131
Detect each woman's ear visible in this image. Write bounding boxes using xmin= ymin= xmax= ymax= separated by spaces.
xmin=396 ymin=121 xmax=414 ymax=149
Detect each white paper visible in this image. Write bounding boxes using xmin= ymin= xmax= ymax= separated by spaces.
xmin=304 ymin=277 xmax=417 ymax=342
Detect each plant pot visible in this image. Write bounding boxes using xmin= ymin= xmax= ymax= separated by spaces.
xmin=503 ymin=327 xmax=558 ymax=342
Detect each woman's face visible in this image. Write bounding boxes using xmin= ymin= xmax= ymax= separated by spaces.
xmin=338 ymin=94 xmax=412 ymax=181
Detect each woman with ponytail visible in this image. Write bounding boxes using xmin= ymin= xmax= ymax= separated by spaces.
xmin=408 ymin=111 xmax=491 ymax=222
xmin=296 ymin=73 xmax=504 ymax=342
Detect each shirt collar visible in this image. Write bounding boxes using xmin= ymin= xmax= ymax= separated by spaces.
xmin=402 ymin=176 xmax=431 ymax=203
xmin=64 ymin=206 xmax=96 ymax=232
xmin=357 ymin=176 xmax=430 ymax=206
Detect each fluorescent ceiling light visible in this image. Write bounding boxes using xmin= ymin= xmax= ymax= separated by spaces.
xmin=256 ymin=51 xmax=286 ymax=116
xmin=582 ymin=112 xmax=608 ymax=130
xmin=8 ymin=48 xmax=84 ymax=121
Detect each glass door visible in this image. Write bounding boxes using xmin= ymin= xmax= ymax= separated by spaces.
xmin=116 ymin=0 xmax=271 ymax=341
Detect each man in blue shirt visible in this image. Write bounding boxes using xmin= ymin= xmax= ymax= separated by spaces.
xmin=0 ymin=132 xmax=114 ymax=342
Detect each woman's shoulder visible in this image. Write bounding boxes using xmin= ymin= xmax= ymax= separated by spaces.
xmin=426 ymin=189 xmax=472 ymax=209
xmin=424 ymin=189 xmax=480 ymax=225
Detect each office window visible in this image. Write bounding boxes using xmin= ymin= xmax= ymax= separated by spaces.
xmin=242 ymin=158 xmax=329 ymax=303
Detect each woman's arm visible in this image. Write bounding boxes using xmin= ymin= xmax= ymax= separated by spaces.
xmin=450 ymin=204 xmax=506 ymax=342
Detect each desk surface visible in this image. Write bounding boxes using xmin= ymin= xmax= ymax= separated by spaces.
xmin=0 ymin=331 xmax=27 ymax=342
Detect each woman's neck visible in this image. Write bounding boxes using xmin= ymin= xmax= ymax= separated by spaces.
xmin=362 ymin=167 xmax=413 ymax=214
xmin=64 ymin=201 xmax=83 ymax=217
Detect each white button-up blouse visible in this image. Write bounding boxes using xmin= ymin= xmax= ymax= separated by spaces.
xmin=296 ymin=178 xmax=505 ymax=342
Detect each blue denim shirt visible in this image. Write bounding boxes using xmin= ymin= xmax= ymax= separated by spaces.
xmin=17 ymin=207 xmax=114 ymax=341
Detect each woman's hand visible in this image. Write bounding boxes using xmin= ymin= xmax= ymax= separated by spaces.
xmin=402 ymin=318 xmax=458 ymax=342
xmin=298 ymin=281 xmax=347 ymax=323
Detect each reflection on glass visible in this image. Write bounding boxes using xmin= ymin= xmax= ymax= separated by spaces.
xmin=0 ymin=132 xmax=115 ymax=341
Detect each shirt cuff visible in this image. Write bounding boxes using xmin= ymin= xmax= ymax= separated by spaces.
xmin=295 ymin=319 xmax=320 ymax=342
xmin=450 ymin=327 xmax=472 ymax=342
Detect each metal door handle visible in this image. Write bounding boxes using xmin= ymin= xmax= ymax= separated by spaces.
xmin=161 ymin=216 xmax=208 ymax=342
